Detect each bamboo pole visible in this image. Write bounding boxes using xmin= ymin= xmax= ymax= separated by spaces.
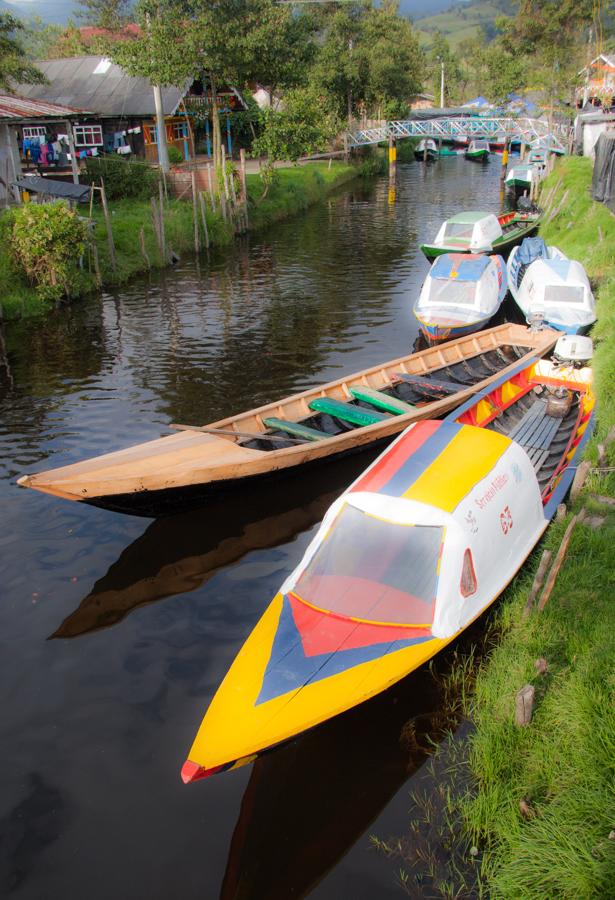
xmin=158 ymin=181 xmax=167 ymax=262
xmin=191 ymin=171 xmax=200 ymax=254
xmin=199 ymin=192 xmax=210 ymax=250
xmin=99 ymin=179 xmax=117 ymax=276
xmin=207 ymin=163 xmax=216 ymax=212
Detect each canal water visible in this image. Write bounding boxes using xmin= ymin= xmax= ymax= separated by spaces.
xmin=1 ymin=156 xmax=510 ymax=899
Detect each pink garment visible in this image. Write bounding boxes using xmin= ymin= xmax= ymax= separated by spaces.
xmin=40 ymin=144 xmax=48 ymax=166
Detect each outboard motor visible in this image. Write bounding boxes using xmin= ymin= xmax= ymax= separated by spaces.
xmin=546 ymin=336 xmax=593 ymax=417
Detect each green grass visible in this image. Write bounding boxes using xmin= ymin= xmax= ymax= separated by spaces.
xmin=417 ymin=0 xmax=513 ymax=49
xmin=0 ymin=160 xmax=362 ymax=321
xmin=431 ymin=157 xmax=615 ymax=898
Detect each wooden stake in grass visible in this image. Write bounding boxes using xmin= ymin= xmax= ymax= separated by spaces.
xmin=90 ymin=238 xmax=102 ymax=287
xmin=139 ymin=226 xmax=150 ymax=269
xmin=522 ymin=549 xmax=553 ymax=618
xmin=158 ymin=181 xmax=167 ymax=262
xmin=191 ymin=170 xmax=200 ymax=255
xmin=571 ymin=460 xmax=591 ymax=500
xmin=99 ymin=178 xmax=117 ymax=277
xmin=207 ymin=163 xmax=216 ymax=213
xmin=150 ymin=196 xmax=162 ymax=255
xmin=537 ymin=511 xmax=585 ymax=612
xmin=515 ymin=684 xmax=535 ymax=727
xmin=239 ymin=148 xmax=249 ymax=231
xmin=198 ymin=192 xmax=209 ymax=250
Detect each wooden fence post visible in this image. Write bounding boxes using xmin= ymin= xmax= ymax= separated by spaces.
xmin=158 ymin=181 xmax=167 ymax=262
xmin=99 ymin=178 xmax=117 ymax=276
xmin=191 ymin=170 xmax=200 ymax=254
xmin=139 ymin=226 xmax=151 ymax=269
xmin=207 ymin=163 xmax=216 ymax=212
xmin=199 ymin=192 xmax=210 ymax=250
xmin=150 ymin=196 xmax=162 ymax=255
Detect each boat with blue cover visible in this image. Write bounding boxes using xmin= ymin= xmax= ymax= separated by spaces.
xmin=181 ymin=342 xmax=594 ymax=782
xmin=507 ymin=238 xmax=597 ymax=334
xmin=413 ymin=253 xmax=507 ymax=342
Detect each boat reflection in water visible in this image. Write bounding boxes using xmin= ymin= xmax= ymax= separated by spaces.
xmin=220 ymin=640 xmax=471 ymax=900
xmin=50 ymin=448 xmax=380 ymax=640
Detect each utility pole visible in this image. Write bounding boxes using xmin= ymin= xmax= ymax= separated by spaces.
xmin=153 ymin=84 xmax=170 ymax=173
xmin=440 ymin=60 xmax=445 ymax=108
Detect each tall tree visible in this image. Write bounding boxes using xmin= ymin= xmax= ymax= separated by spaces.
xmin=0 ymin=12 xmax=47 ymax=91
xmin=77 ymin=0 xmax=131 ymax=31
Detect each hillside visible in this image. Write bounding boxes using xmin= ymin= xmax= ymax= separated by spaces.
xmin=416 ymin=0 xmax=515 ymax=49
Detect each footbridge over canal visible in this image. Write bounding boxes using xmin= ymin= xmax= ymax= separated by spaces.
xmin=346 ymin=117 xmax=568 ymax=154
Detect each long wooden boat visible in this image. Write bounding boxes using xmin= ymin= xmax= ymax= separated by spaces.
xmin=181 ymin=348 xmax=594 ymax=782
xmin=17 ymin=324 xmax=558 ymax=517
xmin=420 ymin=209 xmax=543 ymax=260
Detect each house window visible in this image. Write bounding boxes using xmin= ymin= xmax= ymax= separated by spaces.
xmin=73 ymin=124 xmax=104 ymax=147
xmin=144 ymin=125 xmax=158 ymax=145
xmin=172 ymin=121 xmax=188 ymax=140
xmin=23 ymin=126 xmax=47 ymax=140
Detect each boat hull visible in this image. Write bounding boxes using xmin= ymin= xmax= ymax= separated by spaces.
xmin=466 ymin=150 xmax=489 ymax=161
xmin=420 ymin=213 xmax=542 ymax=260
xmin=417 ymin=316 xmax=493 ymax=343
xmin=17 ymin=324 xmax=558 ymax=515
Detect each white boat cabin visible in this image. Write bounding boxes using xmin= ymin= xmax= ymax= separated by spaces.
xmin=517 ymin=257 xmax=597 ymax=332
xmin=433 ymin=211 xmax=503 ymax=252
xmin=414 ymin=253 xmax=506 ymax=325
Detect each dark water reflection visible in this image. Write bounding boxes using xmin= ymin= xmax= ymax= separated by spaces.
xmin=0 ymin=157 xmax=507 ymax=899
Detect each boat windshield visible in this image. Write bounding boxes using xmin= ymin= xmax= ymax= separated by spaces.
xmin=443 ymin=222 xmax=474 ymax=240
xmin=472 ymin=140 xmax=489 ymax=150
xmin=292 ymin=503 xmax=442 ymax=625
xmin=423 ymin=278 xmax=478 ymax=307
xmin=544 ymin=285 xmax=584 ymax=305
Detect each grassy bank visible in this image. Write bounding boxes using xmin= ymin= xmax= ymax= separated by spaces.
xmin=430 ymin=157 xmax=615 ymax=898
xmin=0 ymin=159 xmax=363 ymax=320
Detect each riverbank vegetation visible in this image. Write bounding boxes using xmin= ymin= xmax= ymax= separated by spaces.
xmin=397 ymin=157 xmax=615 ymax=899
xmin=0 ymin=159 xmax=364 ymax=320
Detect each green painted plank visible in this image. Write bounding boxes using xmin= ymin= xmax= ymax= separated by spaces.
xmin=349 ymin=386 xmax=417 ymax=416
xmin=262 ymin=417 xmax=328 ymax=442
xmin=308 ymin=397 xmax=388 ymax=426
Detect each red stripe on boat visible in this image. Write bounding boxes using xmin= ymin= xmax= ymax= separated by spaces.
xmin=181 ymin=759 xmax=227 ymax=783
xmin=350 ymin=420 xmax=442 ymax=494
xmin=288 ymin=592 xmax=430 ymax=656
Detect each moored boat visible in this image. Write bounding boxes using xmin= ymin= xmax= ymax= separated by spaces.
xmin=420 ymin=208 xmax=543 ymax=260
xmin=505 ymin=163 xmax=540 ymax=193
xmin=507 ymin=239 xmax=597 ymax=334
xmin=414 ymin=138 xmax=438 ymax=161
xmin=17 ymin=324 xmax=558 ymax=516
xmin=181 ymin=340 xmax=594 ymax=782
xmin=413 ymin=253 xmax=507 ymax=342
xmin=465 ymin=139 xmax=490 ymax=161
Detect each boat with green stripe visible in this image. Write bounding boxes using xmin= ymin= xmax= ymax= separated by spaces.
xmin=420 ymin=208 xmax=543 ymax=261
xmin=17 ymin=324 xmax=559 ymax=517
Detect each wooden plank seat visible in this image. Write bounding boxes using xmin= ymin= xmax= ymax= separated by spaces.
xmin=261 ymin=417 xmax=328 ymax=442
xmin=308 ymin=398 xmax=389 ymax=427
xmin=508 ymin=399 xmax=564 ymax=470
xmin=394 ymin=372 xmax=465 ymax=396
xmin=349 ymin=386 xmax=417 ymax=416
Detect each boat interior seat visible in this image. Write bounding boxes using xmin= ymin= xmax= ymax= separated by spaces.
xmin=308 ymin=397 xmax=389 ymax=427
xmin=262 ymin=417 xmax=328 ymax=442
xmin=508 ymin=399 xmax=566 ymax=469
xmin=395 ymin=372 xmax=464 ymax=396
xmin=349 ymin=386 xmax=417 ymax=416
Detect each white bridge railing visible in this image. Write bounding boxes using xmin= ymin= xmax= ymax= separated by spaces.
xmin=346 ymin=117 xmax=568 ymax=154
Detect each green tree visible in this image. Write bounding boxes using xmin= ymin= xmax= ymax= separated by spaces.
xmin=76 ymin=0 xmax=131 ymax=30
xmin=0 ymin=12 xmax=47 ymax=91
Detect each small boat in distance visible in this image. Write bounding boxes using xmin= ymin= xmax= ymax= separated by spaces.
xmin=414 ymin=139 xmax=438 ymax=161
xmin=420 ymin=209 xmax=543 ymax=260
xmin=505 ymin=163 xmax=540 ymax=194
xmin=17 ymin=324 xmax=558 ymax=516
xmin=181 ymin=341 xmax=594 ymax=783
xmin=465 ymin=139 xmax=490 ymax=161
xmin=507 ymin=239 xmax=597 ymax=334
xmin=413 ymin=253 xmax=507 ymax=342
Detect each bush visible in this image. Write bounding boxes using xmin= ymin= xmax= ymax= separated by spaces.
xmin=83 ymin=154 xmax=159 ymax=200
xmin=10 ymin=201 xmax=88 ymax=302
xmin=167 ymin=145 xmax=184 ymax=165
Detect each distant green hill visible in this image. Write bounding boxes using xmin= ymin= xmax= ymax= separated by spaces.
xmin=416 ymin=0 xmax=515 ymax=49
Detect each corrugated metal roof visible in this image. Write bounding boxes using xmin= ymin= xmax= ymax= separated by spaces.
xmin=0 ymin=93 xmax=87 ymax=121
xmin=14 ymin=56 xmax=186 ymax=118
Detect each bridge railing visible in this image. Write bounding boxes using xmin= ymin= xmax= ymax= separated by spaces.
xmin=345 ymin=117 xmax=568 ymax=154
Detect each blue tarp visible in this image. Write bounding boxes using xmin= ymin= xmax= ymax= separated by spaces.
xmin=463 ymin=96 xmax=490 ymax=108
xmin=432 ymin=254 xmax=490 ymax=282
xmin=517 ymin=237 xmax=547 ymax=266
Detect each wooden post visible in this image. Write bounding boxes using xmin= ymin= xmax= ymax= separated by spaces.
xmin=571 ymin=459 xmax=591 ymax=500
xmin=522 ymin=549 xmax=552 ymax=618
xmin=343 ymin=133 xmax=349 ymax=162
xmin=90 ymin=238 xmax=102 ymax=287
xmin=191 ymin=171 xmax=200 ymax=254
xmin=139 ymin=226 xmax=151 ymax=268
xmin=207 ymin=163 xmax=216 ymax=212
xmin=99 ymin=179 xmax=117 ymax=276
xmin=239 ymin=148 xmax=249 ymax=230
xmin=150 ymin=196 xmax=162 ymax=254
xmin=515 ymin=684 xmax=535 ymax=726
xmin=64 ymin=120 xmax=80 ymax=186
xmin=388 ymin=136 xmax=397 ymax=180
xmin=4 ymin=124 xmax=21 ymax=204
xmin=500 ymin=141 xmax=509 ymax=191
xmin=537 ymin=511 xmax=585 ymax=612
xmin=198 ymin=192 xmax=210 ymax=250
xmin=158 ymin=181 xmax=167 ymax=262
xmin=221 ymin=144 xmax=231 ymax=207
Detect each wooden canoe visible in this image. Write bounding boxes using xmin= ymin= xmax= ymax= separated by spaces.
xmin=17 ymin=324 xmax=559 ymax=516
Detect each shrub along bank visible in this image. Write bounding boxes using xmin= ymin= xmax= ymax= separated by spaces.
xmin=427 ymin=157 xmax=615 ymax=899
xmin=0 ymin=159 xmax=364 ymax=320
